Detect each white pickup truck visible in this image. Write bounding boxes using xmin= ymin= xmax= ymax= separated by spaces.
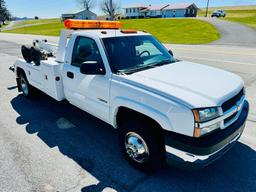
xmin=12 ymin=20 xmax=249 ymax=171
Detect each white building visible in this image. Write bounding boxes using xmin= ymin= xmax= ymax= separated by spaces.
xmin=146 ymin=5 xmax=169 ymax=17
xmin=162 ymin=3 xmax=198 ymax=18
xmin=124 ymin=3 xmax=198 ymax=19
xmin=124 ymin=4 xmax=148 ymax=18
xmin=61 ymin=9 xmax=97 ymax=21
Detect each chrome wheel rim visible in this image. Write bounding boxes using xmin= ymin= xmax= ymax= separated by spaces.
xmin=21 ymin=77 xmax=28 ymax=96
xmin=125 ymin=132 xmax=149 ymax=163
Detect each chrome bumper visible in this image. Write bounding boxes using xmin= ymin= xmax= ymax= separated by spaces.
xmin=165 ymin=132 xmax=241 ymax=167
xmin=164 ymin=100 xmax=249 ymax=168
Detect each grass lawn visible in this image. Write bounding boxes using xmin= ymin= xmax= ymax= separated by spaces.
xmin=4 ymin=18 xmax=220 ymax=44
xmin=6 ymin=19 xmax=63 ymax=36
xmin=122 ymin=18 xmax=220 ymax=44
xmin=223 ymin=9 xmax=256 ymax=29
xmin=13 ymin=18 xmax=58 ymax=27
xmin=198 ymin=6 xmax=256 ymax=29
xmin=0 ymin=22 xmax=9 ymax=29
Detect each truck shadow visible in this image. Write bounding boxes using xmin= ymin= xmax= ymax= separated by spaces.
xmin=11 ymin=94 xmax=256 ymax=192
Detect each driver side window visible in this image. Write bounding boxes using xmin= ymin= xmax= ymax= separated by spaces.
xmin=72 ymin=37 xmax=103 ymax=67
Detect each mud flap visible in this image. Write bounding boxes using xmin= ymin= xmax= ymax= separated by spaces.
xmin=16 ymin=77 xmax=22 ymax=92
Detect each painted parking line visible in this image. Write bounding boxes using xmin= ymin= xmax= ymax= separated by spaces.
xmin=180 ymin=56 xmax=256 ymax=66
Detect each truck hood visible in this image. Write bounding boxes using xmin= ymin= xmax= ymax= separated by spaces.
xmin=116 ymin=61 xmax=244 ymax=108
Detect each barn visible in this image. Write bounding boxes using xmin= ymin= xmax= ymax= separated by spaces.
xmin=61 ymin=9 xmax=97 ymax=21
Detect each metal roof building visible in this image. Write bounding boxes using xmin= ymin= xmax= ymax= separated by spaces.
xmin=61 ymin=9 xmax=97 ymax=21
xmin=124 ymin=3 xmax=199 ymax=18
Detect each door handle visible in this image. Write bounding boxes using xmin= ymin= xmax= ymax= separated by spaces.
xmin=67 ymin=71 xmax=74 ymax=79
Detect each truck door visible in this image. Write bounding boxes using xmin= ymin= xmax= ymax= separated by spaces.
xmin=62 ymin=36 xmax=110 ymax=123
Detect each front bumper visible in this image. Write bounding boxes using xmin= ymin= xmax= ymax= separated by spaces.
xmin=164 ymin=100 xmax=249 ymax=168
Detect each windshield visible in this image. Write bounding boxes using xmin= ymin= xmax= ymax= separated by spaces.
xmin=102 ymin=35 xmax=176 ymax=74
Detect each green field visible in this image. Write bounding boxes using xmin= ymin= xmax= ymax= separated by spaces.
xmin=224 ymin=9 xmax=256 ymax=29
xmin=122 ymin=19 xmax=220 ymax=44
xmin=13 ymin=18 xmax=58 ymax=27
xmin=5 ymin=18 xmax=220 ymax=44
xmin=6 ymin=19 xmax=63 ymax=36
xmin=0 ymin=22 xmax=9 ymax=29
xmin=199 ymin=5 xmax=256 ymax=29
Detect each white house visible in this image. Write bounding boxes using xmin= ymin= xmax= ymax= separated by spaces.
xmin=124 ymin=4 xmax=148 ymax=18
xmin=61 ymin=9 xmax=97 ymax=21
xmin=124 ymin=3 xmax=198 ymax=18
xmin=146 ymin=5 xmax=169 ymax=17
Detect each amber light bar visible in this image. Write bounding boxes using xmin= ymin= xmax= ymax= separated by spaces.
xmin=64 ymin=19 xmax=122 ymax=29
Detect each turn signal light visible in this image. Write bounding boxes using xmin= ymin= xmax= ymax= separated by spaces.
xmin=194 ymin=127 xmax=201 ymax=138
xmin=120 ymin=29 xmax=137 ymax=34
xmin=64 ymin=19 xmax=122 ymax=29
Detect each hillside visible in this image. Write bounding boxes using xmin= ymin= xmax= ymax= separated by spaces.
xmin=4 ymin=18 xmax=220 ymax=44
xmin=198 ymin=5 xmax=256 ymax=29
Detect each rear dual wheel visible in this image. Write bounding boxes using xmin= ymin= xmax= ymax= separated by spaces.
xmin=19 ymin=72 xmax=35 ymax=98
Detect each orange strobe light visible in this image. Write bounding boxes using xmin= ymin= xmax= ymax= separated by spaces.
xmin=64 ymin=19 xmax=122 ymax=29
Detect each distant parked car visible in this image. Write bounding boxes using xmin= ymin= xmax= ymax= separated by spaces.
xmin=211 ymin=10 xmax=226 ymax=18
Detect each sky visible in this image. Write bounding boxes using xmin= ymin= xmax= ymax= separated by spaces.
xmin=5 ymin=0 xmax=256 ymax=18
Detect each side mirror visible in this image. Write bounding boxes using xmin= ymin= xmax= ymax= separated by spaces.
xmin=168 ymin=50 xmax=174 ymax=56
xmin=80 ymin=61 xmax=105 ymax=75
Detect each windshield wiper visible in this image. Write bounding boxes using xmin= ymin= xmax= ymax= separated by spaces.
xmin=120 ymin=64 xmax=155 ymax=75
xmin=148 ymin=59 xmax=174 ymax=67
xmin=118 ymin=59 xmax=175 ymax=75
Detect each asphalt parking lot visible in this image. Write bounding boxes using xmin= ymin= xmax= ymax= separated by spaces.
xmin=0 ymin=33 xmax=255 ymax=192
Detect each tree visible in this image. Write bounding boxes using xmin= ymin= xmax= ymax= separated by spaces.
xmin=0 ymin=0 xmax=6 ymax=23
xmin=101 ymin=0 xmax=119 ymax=20
xmin=0 ymin=0 xmax=11 ymax=24
xmin=77 ymin=0 xmax=96 ymax=11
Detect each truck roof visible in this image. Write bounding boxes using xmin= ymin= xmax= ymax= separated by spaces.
xmin=73 ymin=29 xmax=150 ymax=39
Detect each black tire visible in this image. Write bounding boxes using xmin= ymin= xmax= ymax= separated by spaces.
xmin=31 ymin=46 xmax=42 ymax=66
xmin=19 ymin=71 xmax=35 ymax=98
xmin=118 ymin=116 xmax=165 ymax=171
xmin=21 ymin=45 xmax=33 ymax=63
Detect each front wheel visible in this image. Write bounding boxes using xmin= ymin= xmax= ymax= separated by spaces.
xmin=118 ymin=117 xmax=165 ymax=171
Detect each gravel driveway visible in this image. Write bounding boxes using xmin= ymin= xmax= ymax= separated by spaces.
xmin=199 ymin=17 xmax=256 ymax=47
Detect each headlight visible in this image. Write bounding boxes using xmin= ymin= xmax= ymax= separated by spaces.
xmin=193 ymin=107 xmax=220 ymax=123
xmin=192 ymin=107 xmax=221 ymax=137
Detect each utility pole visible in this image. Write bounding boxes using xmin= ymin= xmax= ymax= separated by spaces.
xmin=110 ymin=0 xmax=114 ymax=20
xmin=205 ymin=0 xmax=210 ymax=17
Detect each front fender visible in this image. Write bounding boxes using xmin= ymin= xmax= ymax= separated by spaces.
xmin=110 ymin=96 xmax=173 ymax=131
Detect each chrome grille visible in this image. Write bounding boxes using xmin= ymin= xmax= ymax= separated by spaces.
xmin=222 ymin=88 xmax=245 ymax=128
xmin=224 ymin=112 xmax=238 ymax=124
xmin=197 ymin=88 xmax=245 ymax=130
xmin=221 ymin=89 xmax=244 ymax=113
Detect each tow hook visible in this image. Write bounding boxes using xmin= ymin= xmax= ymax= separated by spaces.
xmin=9 ymin=66 xmax=15 ymax=72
